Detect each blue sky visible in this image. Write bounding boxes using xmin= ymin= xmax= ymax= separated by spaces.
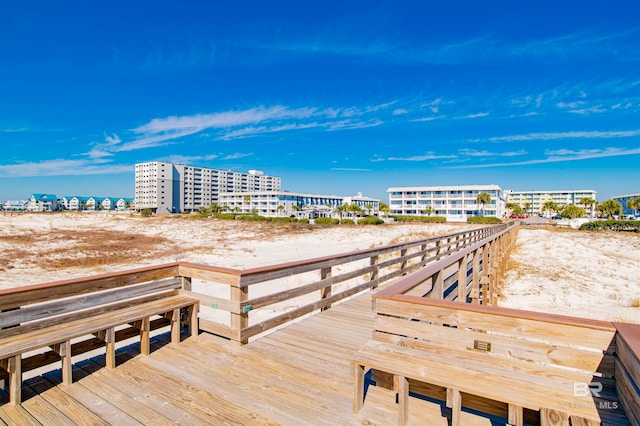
xmin=1 ymin=1 xmax=639 ymax=202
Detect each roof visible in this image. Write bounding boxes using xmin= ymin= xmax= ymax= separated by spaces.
xmin=31 ymin=193 xmax=58 ymax=201
xmin=387 ymin=185 xmax=503 ymax=192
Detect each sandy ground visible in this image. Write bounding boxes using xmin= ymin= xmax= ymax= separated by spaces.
xmin=501 ymin=227 xmax=640 ymax=323
xmin=1 ymin=212 xmax=639 ymax=323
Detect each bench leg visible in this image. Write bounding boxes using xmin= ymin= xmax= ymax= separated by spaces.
xmin=171 ymin=308 xmax=181 ymax=344
xmin=105 ymin=327 xmax=116 ymax=369
xmin=189 ymin=303 xmax=199 ymax=337
xmin=140 ymin=317 xmax=151 ymax=356
xmin=353 ymin=363 xmax=365 ymax=413
xmin=55 ymin=341 xmax=72 ymax=385
xmin=394 ymin=375 xmax=409 ymax=426
xmin=447 ymin=388 xmax=461 ymax=426
xmin=508 ymin=404 xmax=523 ymax=426
xmin=540 ymin=408 xmax=569 ymax=426
xmin=7 ymin=355 xmax=21 ymax=405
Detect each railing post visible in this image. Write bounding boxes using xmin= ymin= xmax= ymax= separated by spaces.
xmin=471 ymin=249 xmax=481 ymax=304
xmin=457 ymin=254 xmax=468 ymax=302
xmin=432 ymin=270 xmax=443 ymax=299
xmin=320 ymin=267 xmax=332 ymax=311
xmin=370 ymin=256 xmax=379 ymax=289
xmin=400 ymin=248 xmax=408 ymax=272
xmin=420 ymin=244 xmax=427 ymax=262
xmin=181 ymin=276 xmax=192 ymax=291
xmin=231 ymin=286 xmax=249 ymax=345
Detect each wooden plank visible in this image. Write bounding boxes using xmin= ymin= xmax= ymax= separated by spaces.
xmin=540 ymin=408 xmax=569 ymax=425
xmin=0 ymin=296 xmax=197 ymax=359
xmin=616 ymin=324 xmax=640 ymax=388
xmin=396 ymin=375 xmax=409 ymax=426
xmin=616 ymin=358 xmax=640 ymax=426
xmin=375 ymin=298 xmax=616 ymax=350
xmin=7 ymin=356 xmax=20 ymax=405
xmin=353 ymin=363 xmax=365 ymax=413
xmin=0 ymin=404 xmax=40 ymax=426
xmin=508 ymin=404 xmax=523 ymax=426
xmin=373 ymin=314 xmax=608 ymax=373
xmin=352 ymin=341 xmax=602 ymax=420
xmin=0 ymin=264 xmax=179 ymax=311
xmin=25 ymin=375 xmax=110 ymax=426
xmin=177 ymin=263 xmax=241 ymax=286
xmin=450 ymin=388 xmax=462 ymax=426
xmin=0 ymin=277 xmax=181 ymax=329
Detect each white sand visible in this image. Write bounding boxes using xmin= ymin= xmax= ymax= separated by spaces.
xmin=1 ymin=213 xmax=639 ymax=323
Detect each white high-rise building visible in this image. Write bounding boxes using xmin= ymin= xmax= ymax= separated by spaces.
xmin=387 ymin=185 xmax=506 ymax=222
xmin=135 ymin=162 xmax=281 ymax=213
xmin=505 ymin=189 xmax=597 ymax=215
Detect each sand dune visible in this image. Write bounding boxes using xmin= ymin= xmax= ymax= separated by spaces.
xmin=1 ymin=212 xmax=638 ymax=323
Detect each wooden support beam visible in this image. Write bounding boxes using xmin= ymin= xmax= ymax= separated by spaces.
xmin=471 ymin=249 xmax=480 ymax=304
xmin=370 ymin=256 xmax=379 ymax=288
xmin=189 ymin=303 xmax=199 ymax=336
xmin=540 ymin=408 xmax=570 ymax=426
xmin=320 ymin=267 xmax=332 ymax=311
xmin=140 ymin=317 xmax=151 ymax=356
xmin=450 ymin=388 xmax=461 ymax=426
xmin=352 ymin=363 xmax=365 ymax=414
xmin=230 ymin=286 xmax=249 ymax=345
xmin=456 ymin=255 xmax=468 ymax=301
xmin=170 ymin=308 xmax=181 ymax=344
xmin=51 ymin=341 xmax=72 ymax=385
xmin=508 ymin=404 xmax=523 ymax=426
xmin=432 ymin=270 xmax=443 ymax=300
xmin=104 ymin=327 xmax=116 ymax=369
xmin=7 ymin=355 xmax=21 ymax=405
xmin=394 ymin=375 xmax=409 ymax=426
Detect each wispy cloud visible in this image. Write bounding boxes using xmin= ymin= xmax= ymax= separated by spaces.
xmin=162 ymin=154 xmax=220 ymax=164
xmin=330 ymin=167 xmax=371 ymax=172
xmin=452 ymin=146 xmax=640 ymax=169
xmin=387 ymin=152 xmax=458 ymax=162
xmin=0 ymin=159 xmax=131 ymax=178
xmin=456 ymin=112 xmax=489 ymax=120
xmin=458 ymin=149 xmax=527 ymax=157
xmin=477 ymin=129 xmax=640 ymax=143
xmin=222 ymin=152 xmax=253 ymax=160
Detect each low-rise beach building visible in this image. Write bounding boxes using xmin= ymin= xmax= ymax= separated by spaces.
xmin=612 ymin=193 xmax=640 ymax=218
xmin=26 ymin=194 xmax=59 ymax=212
xmin=218 ymin=191 xmax=380 ymax=219
xmin=135 ymin=161 xmax=281 ymax=214
xmin=505 ymin=189 xmax=597 ymax=215
xmin=387 ymin=185 xmax=506 ymax=222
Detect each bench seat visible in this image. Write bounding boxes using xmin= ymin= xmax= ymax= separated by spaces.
xmin=352 ymin=296 xmax=618 ymax=426
xmin=1 ymin=294 xmax=198 ymax=405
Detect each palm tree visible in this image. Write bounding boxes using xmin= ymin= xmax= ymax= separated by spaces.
xmin=505 ymin=202 xmax=517 ymax=217
xmin=542 ymin=201 xmax=559 ymax=218
xmin=598 ymin=199 xmax=623 ymax=219
xmin=627 ymin=198 xmax=640 ymax=217
xmin=365 ymin=204 xmax=373 ymax=215
xmin=578 ymin=197 xmax=596 ymax=218
xmin=335 ymin=204 xmax=346 ymax=220
xmin=524 ymin=202 xmax=531 ymax=215
xmin=347 ymin=203 xmax=362 ymax=221
xmin=424 ymin=206 xmax=434 ymax=217
xmin=378 ymin=202 xmax=390 ymax=218
xmin=277 ymin=205 xmax=284 ymax=216
xmin=476 ymin=192 xmax=492 ymax=216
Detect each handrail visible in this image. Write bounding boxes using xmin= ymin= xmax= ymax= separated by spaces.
xmin=1 ymin=223 xmax=517 ymax=346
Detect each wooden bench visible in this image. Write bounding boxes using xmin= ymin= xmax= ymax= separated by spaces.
xmin=0 ymin=267 xmax=199 ymax=406
xmin=352 ymin=296 xmax=618 ymax=426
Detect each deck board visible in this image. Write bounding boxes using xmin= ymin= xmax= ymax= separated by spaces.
xmin=0 ymin=290 xmax=627 ymax=425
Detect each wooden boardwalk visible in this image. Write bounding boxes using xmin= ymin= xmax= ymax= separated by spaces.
xmin=0 ymin=292 xmax=500 ymax=425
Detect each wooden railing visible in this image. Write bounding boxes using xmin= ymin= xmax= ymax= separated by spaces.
xmin=177 ymin=222 xmax=517 ymax=344
xmin=375 ymin=220 xmax=519 ymax=305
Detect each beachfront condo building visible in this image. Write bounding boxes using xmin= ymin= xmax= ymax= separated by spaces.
xmin=219 ymin=191 xmax=380 ymax=219
xmin=613 ymin=193 xmax=640 ymax=218
xmin=135 ymin=161 xmax=281 ymax=213
xmin=505 ymin=189 xmax=597 ymax=215
xmin=387 ymin=185 xmax=506 ymax=222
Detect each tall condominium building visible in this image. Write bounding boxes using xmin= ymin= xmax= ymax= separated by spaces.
xmin=219 ymin=191 xmax=380 ymax=218
xmin=505 ymin=190 xmax=597 ymax=215
xmin=387 ymin=185 xmax=506 ymax=222
xmin=135 ymin=161 xmax=281 ymax=213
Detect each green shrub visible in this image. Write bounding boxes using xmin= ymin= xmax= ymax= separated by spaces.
xmin=391 ymin=215 xmax=446 ymax=223
xmin=298 ymin=218 xmax=309 ymax=224
xmin=340 ymin=219 xmax=355 ymax=225
xmin=467 ymin=216 xmax=503 ymax=224
xmin=579 ymin=220 xmax=640 ymax=232
xmin=358 ymin=217 xmax=384 ymax=225
xmin=215 ymin=213 xmax=236 ymax=220
xmin=266 ymin=216 xmax=297 ymax=222
xmin=235 ymin=214 xmax=267 ymax=221
xmin=315 ymin=217 xmax=340 ymax=225
xmin=140 ymin=208 xmax=153 ymax=217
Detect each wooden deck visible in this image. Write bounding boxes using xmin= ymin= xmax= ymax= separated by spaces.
xmin=0 ymin=292 xmax=504 ymax=425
